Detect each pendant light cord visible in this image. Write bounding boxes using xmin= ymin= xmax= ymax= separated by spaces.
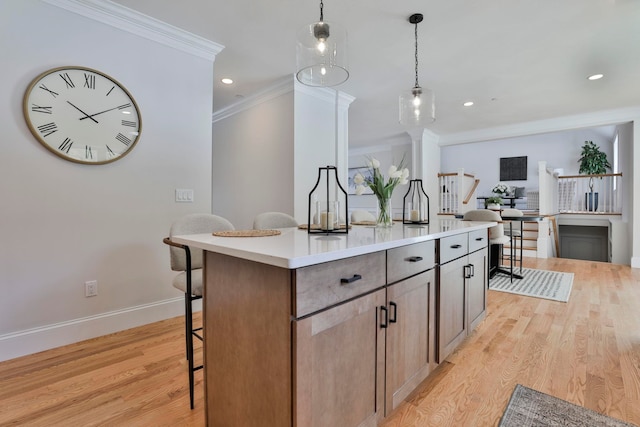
xmin=414 ymin=21 xmax=420 ymax=89
xmin=319 ymin=0 xmax=324 ymax=22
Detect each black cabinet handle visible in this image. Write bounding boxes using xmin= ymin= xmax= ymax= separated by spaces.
xmin=389 ymin=301 xmax=398 ymax=323
xmin=464 ymin=264 xmax=472 ymax=279
xmin=470 ymin=263 xmax=475 ymax=277
xmin=380 ymin=306 xmax=388 ymax=329
xmin=407 ymin=256 xmax=423 ymax=263
xmin=340 ymin=274 xmax=362 ymax=284
xmin=475 ymin=237 xmax=484 ymax=241
xmin=451 ymin=244 xmax=462 ymax=249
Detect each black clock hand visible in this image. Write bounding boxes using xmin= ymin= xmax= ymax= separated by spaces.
xmin=80 ymin=103 xmax=131 ymax=120
xmin=66 ymin=101 xmax=99 ymax=124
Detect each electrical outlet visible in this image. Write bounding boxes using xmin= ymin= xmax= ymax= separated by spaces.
xmin=85 ymin=280 xmax=98 ymax=297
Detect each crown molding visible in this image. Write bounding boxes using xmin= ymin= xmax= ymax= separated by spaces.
xmin=42 ymin=0 xmax=224 ymax=61
xmin=212 ymin=75 xmax=356 ymax=123
xmin=212 ymin=75 xmax=294 ymax=123
xmin=438 ymin=106 xmax=640 ymax=146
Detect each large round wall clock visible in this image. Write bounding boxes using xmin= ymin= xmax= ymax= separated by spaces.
xmin=23 ymin=66 xmax=142 ymax=165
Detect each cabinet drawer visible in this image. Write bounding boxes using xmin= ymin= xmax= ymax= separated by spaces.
xmin=294 ymin=252 xmax=385 ymax=318
xmin=387 ymin=240 xmax=436 ymax=284
xmin=468 ymin=229 xmax=488 ymax=253
xmin=439 ymin=233 xmax=469 ymax=264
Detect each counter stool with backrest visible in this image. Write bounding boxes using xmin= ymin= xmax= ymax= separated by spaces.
xmin=163 ymin=213 xmax=234 ymax=409
xmin=350 ymin=210 xmax=376 ymax=223
xmin=252 ymin=211 xmax=298 ymax=229
xmin=501 ymin=208 xmax=524 ymax=274
xmin=462 ymin=209 xmax=511 ymax=281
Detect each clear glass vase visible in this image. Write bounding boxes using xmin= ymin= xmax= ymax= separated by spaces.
xmin=376 ymin=197 xmax=393 ymax=227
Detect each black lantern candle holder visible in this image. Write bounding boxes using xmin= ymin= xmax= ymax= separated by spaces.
xmin=307 ymin=166 xmax=349 ymax=234
xmin=402 ymin=179 xmax=430 ymax=225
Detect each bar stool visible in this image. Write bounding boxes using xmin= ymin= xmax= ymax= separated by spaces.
xmin=501 ymin=208 xmax=524 ymax=274
xmin=163 ymin=213 xmax=234 ymax=409
xmin=462 ymin=209 xmax=511 ymax=280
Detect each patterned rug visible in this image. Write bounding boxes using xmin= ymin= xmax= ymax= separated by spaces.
xmin=490 ymin=268 xmax=573 ymax=302
xmin=499 ymin=384 xmax=637 ymax=426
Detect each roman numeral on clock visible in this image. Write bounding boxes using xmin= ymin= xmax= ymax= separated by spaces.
xmin=85 ymin=145 xmax=93 ymax=159
xmin=84 ymin=73 xmax=96 ymax=89
xmin=39 ymin=84 xmax=59 ymax=98
xmin=121 ymin=120 xmax=136 ymax=127
xmin=31 ymin=104 xmax=52 ymax=114
xmin=59 ymin=138 xmax=73 ymax=153
xmin=116 ymin=133 xmax=132 ymax=146
xmin=118 ymin=103 xmax=132 ymax=110
xmin=37 ymin=122 xmax=58 ymax=137
xmin=106 ymin=145 xmax=115 ymax=157
xmin=59 ymin=72 xmax=75 ymax=89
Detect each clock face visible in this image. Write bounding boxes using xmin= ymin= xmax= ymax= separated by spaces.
xmin=23 ymin=66 xmax=142 ymax=165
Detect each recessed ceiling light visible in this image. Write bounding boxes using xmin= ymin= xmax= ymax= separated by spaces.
xmin=588 ymin=73 xmax=604 ymax=81
xmin=221 ymin=78 xmax=234 ymax=85
xmin=463 ymin=101 xmax=474 ymax=107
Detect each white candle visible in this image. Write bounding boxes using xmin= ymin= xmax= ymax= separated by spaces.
xmin=320 ymin=212 xmax=334 ymax=230
xmin=410 ymin=209 xmax=420 ymax=221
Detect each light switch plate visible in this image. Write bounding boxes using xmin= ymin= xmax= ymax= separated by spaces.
xmin=175 ymin=189 xmax=194 ymax=203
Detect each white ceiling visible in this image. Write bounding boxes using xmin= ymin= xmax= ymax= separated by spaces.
xmin=111 ymin=0 xmax=640 ymax=147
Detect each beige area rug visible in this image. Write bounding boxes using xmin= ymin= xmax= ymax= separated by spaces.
xmin=499 ymin=384 xmax=637 ymax=427
xmin=490 ymin=268 xmax=573 ymax=302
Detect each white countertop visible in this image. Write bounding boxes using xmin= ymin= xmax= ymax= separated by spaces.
xmin=172 ymin=218 xmax=495 ymax=269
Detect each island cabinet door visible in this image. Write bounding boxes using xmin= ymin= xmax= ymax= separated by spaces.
xmin=437 ymin=255 xmax=468 ymax=363
xmin=467 ymin=249 xmax=488 ymax=331
xmin=385 ymin=269 xmax=434 ymax=415
xmin=293 ymin=288 xmax=386 ymax=427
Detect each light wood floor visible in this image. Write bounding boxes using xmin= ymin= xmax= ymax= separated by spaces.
xmin=1 ymin=257 xmax=639 ymax=426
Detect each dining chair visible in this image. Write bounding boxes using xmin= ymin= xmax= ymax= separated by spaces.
xmin=163 ymin=213 xmax=234 ymax=409
xmin=252 ymin=211 xmax=298 ymax=229
xmin=462 ymin=209 xmax=511 ymax=280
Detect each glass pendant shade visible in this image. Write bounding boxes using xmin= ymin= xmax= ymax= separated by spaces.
xmin=296 ymin=20 xmax=349 ymax=87
xmin=399 ymin=87 xmax=435 ymax=126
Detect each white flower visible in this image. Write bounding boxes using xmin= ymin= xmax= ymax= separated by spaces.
xmin=368 ymin=158 xmax=380 ymax=169
xmin=355 ymin=184 xmax=365 ymax=195
xmin=388 ymin=165 xmax=402 ymax=179
xmin=492 ymin=182 xmax=510 ymax=194
xmin=353 ymin=173 xmax=365 ymax=185
xmin=399 ymin=168 xmax=410 ymax=185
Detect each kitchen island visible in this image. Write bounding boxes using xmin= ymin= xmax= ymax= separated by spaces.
xmin=173 ymin=218 xmax=494 ymax=427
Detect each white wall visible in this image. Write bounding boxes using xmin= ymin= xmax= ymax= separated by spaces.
xmin=212 ymin=91 xmax=295 ymax=229
xmin=211 ymin=78 xmax=353 ymax=229
xmin=0 ymin=0 xmax=217 ymax=360
xmin=440 ymin=127 xmax=614 ymax=196
xmin=348 ymin=141 xmax=413 ymax=219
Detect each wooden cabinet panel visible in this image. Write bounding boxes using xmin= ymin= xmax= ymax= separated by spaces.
xmin=294 ymin=289 xmax=386 ymax=427
xmin=437 ymin=256 xmax=467 ymax=363
xmin=467 ymin=249 xmax=487 ymax=330
xmin=387 ymin=240 xmax=436 ymax=284
xmin=468 ymin=229 xmax=489 ymax=253
xmin=385 ymin=269 xmax=434 ymax=414
xmin=440 ymin=233 xmax=468 ymax=264
xmin=204 ymin=252 xmax=292 ymax=427
xmin=295 ymin=252 xmax=386 ymax=318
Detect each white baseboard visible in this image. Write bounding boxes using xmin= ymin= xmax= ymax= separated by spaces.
xmin=631 ymin=256 xmax=640 ymax=269
xmin=0 ymin=297 xmax=201 ymax=362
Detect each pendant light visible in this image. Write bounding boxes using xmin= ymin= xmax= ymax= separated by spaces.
xmin=399 ymin=13 xmax=435 ymax=126
xmin=296 ymin=0 xmax=349 ymax=87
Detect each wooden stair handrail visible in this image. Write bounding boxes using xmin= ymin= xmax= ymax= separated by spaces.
xmin=462 ymin=179 xmax=480 ymax=205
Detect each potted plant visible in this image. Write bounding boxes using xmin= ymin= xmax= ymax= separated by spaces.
xmin=485 ymin=196 xmax=503 ymax=210
xmin=578 ymin=140 xmax=611 ymax=211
